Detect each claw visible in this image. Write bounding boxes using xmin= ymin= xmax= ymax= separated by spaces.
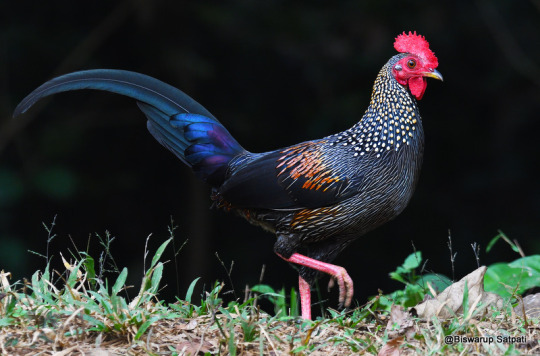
xmin=328 ymin=276 xmax=335 ymax=291
xmin=332 ymin=265 xmax=354 ymax=308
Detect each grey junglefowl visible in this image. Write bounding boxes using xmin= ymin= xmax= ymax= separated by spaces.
xmin=14 ymin=31 xmax=442 ymax=319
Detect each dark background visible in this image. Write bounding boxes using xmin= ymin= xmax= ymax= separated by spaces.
xmin=2 ymin=1 xmax=539 ymax=315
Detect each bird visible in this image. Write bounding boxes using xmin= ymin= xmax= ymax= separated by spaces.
xmin=13 ymin=31 xmax=442 ymax=320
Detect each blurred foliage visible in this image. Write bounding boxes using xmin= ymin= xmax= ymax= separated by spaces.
xmin=0 ymin=168 xmax=24 ymax=206
xmin=33 ymin=167 xmax=78 ymax=200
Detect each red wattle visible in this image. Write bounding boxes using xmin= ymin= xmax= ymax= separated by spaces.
xmin=408 ymin=77 xmax=427 ymax=100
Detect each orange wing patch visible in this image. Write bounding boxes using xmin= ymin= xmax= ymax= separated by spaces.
xmin=290 ymin=205 xmax=342 ymax=230
xmin=276 ymin=141 xmax=340 ymax=191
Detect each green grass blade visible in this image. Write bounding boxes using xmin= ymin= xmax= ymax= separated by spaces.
xmin=486 ymin=230 xmax=520 ymax=254
xmin=134 ymin=315 xmax=162 ymax=340
xmin=150 ymin=238 xmax=172 ymax=269
xmin=462 ymin=280 xmax=469 ymax=318
xmin=228 ymin=322 xmax=237 ymax=356
xmin=66 ymin=260 xmax=84 ymax=288
xmin=185 ymin=277 xmax=201 ymax=304
xmin=289 ymin=287 xmax=298 ymax=317
xmin=82 ymin=253 xmax=96 ymax=286
xmin=150 ymin=262 xmax=164 ymax=294
xmin=112 ymin=268 xmax=128 ymax=296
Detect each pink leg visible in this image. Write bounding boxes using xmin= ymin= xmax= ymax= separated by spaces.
xmin=277 ymin=252 xmax=354 ymax=319
xmin=298 ymin=275 xmax=311 ymax=320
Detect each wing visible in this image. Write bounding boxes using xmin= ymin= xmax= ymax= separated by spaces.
xmin=219 ymin=140 xmax=362 ymax=210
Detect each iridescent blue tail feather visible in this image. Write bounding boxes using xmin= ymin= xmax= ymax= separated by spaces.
xmin=13 ymin=69 xmax=245 ymax=186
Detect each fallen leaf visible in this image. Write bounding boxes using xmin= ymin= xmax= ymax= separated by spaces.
xmin=176 ymin=337 xmax=213 ymax=355
xmin=378 ymin=336 xmax=404 ymax=356
xmin=176 ymin=319 xmax=198 ymax=331
xmin=51 ymin=346 xmax=78 ymax=356
xmin=412 ymin=266 xmax=503 ymax=319
xmin=88 ymin=349 xmax=114 ymax=356
xmin=514 ymin=293 xmax=540 ymax=319
xmin=386 ymin=305 xmax=415 ymax=340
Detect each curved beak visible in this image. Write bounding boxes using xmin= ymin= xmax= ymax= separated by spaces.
xmin=423 ymin=69 xmax=443 ymax=81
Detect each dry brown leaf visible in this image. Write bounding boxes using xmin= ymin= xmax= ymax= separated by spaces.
xmin=176 ymin=319 xmax=198 ymax=331
xmin=88 ymin=349 xmax=115 ymax=356
xmin=378 ymin=336 xmax=404 ymax=356
xmin=514 ymin=293 xmax=540 ymax=319
xmin=51 ymin=346 xmax=78 ymax=356
xmin=386 ymin=305 xmax=416 ymax=340
xmin=176 ymin=337 xmax=213 ymax=355
xmin=412 ymin=266 xmax=503 ymax=319
xmin=0 ymin=271 xmax=11 ymax=290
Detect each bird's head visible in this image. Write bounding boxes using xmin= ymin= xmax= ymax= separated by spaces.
xmin=391 ymin=31 xmax=442 ymax=100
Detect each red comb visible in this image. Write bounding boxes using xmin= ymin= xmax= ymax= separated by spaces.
xmin=394 ymin=31 xmax=438 ymax=68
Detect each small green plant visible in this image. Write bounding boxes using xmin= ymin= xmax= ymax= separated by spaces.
xmin=251 ymin=284 xmax=298 ymax=318
xmin=375 ymin=251 xmax=452 ymax=310
xmin=484 ymin=230 xmax=540 ymax=298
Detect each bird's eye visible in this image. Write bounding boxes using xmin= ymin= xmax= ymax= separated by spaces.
xmin=407 ymin=59 xmax=416 ymax=69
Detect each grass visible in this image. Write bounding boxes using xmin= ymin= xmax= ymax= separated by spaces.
xmin=0 ymin=226 xmax=539 ymax=354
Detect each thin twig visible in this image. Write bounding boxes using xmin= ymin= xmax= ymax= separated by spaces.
xmin=513 ymin=239 xmax=526 ymax=258
xmin=259 ymin=264 xmax=266 ymax=284
xmin=259 ymin=324 xmax=278 ymax=355
xmin=42 ymin=215 xmax=58 ymax=263
xmin=447 ymin=230 xmax=457 ymax=281
xmin=143 ymin=234 xmax=152 ymax=272
xmin=167 ymin=217 xmax=181 ymax=299
xmin=471 ymin=242 xmax=481 ymax=268
xmin=215 ymin=252 xmax=237 ymax=299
